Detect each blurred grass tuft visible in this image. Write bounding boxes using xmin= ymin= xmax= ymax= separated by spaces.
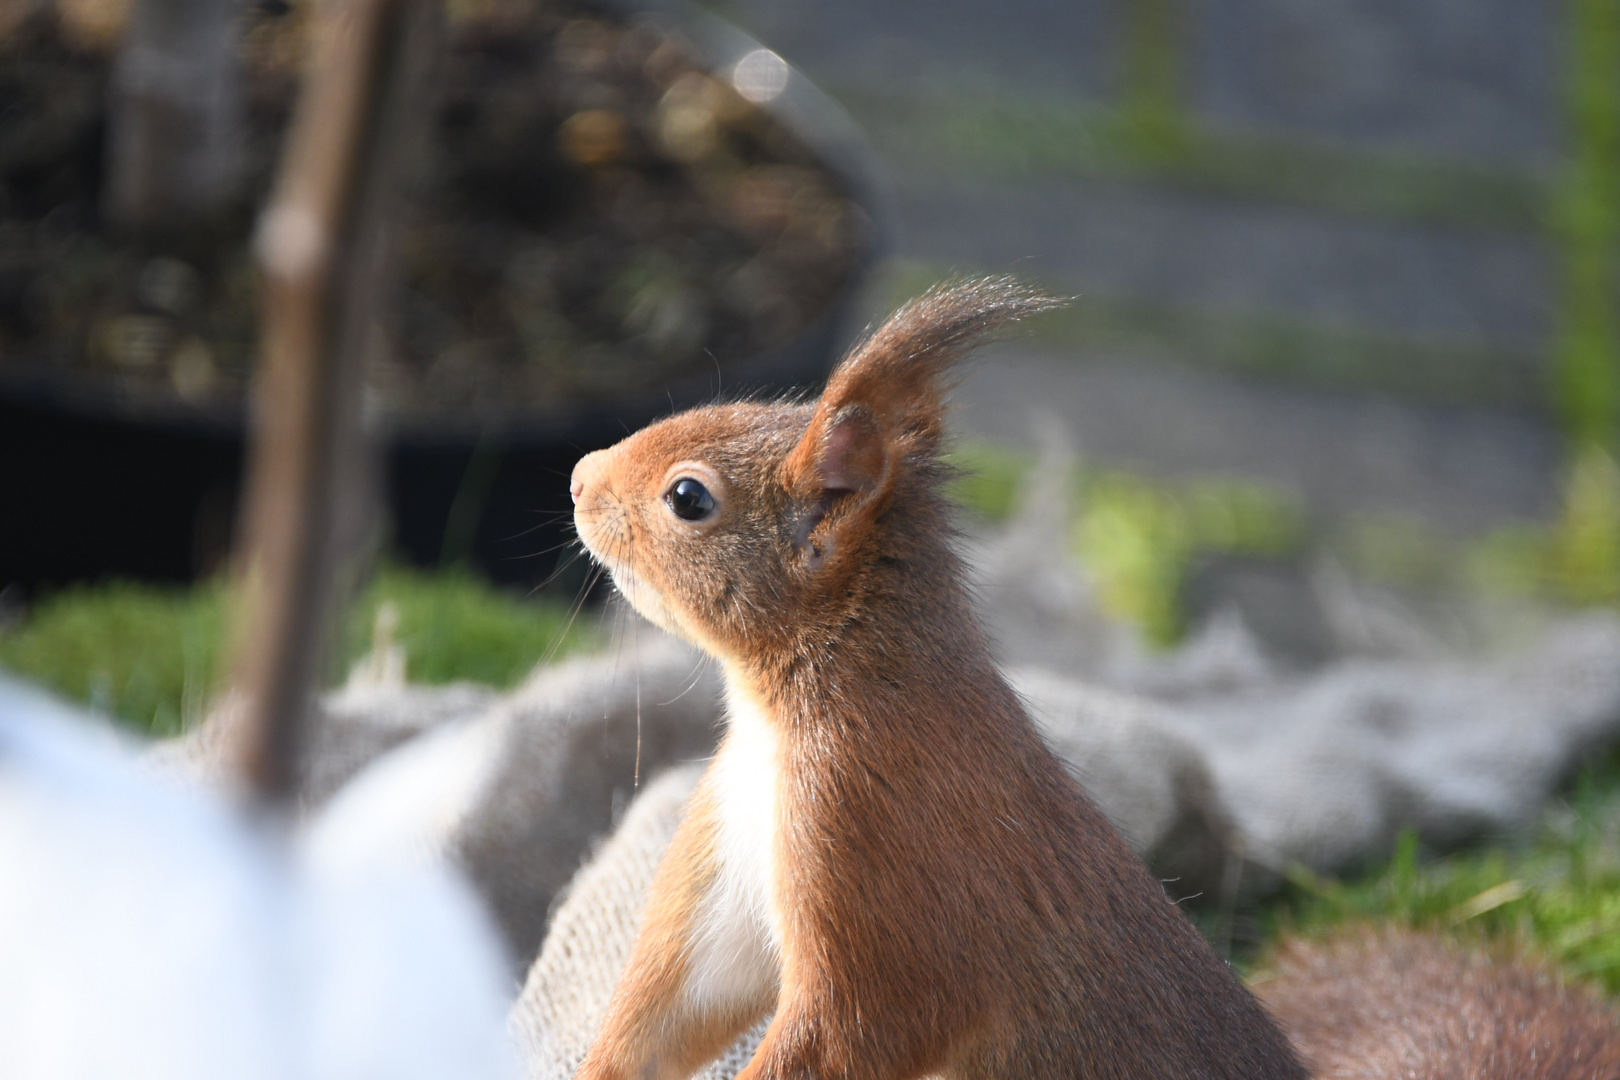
xmin=1548 ymin=447 xmax=1620 ymax=603
xmin=1467 ymin=448 xmax=1620 ymax=606
xmin=1076 ymin=473 xmax=1301 ymax=645
xmin=0 ymin=565 xmax=597 ymax=737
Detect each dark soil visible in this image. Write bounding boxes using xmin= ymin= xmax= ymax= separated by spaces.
xmin=0 ymin=0 xmax=868 ymax=426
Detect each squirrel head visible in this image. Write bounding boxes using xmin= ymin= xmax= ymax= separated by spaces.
xmin=571 ymin=278 xmax=1061 ymax=664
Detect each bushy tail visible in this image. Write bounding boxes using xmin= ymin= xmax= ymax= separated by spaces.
xmin=1257 ymin=929 xmax=1620 ymax=1080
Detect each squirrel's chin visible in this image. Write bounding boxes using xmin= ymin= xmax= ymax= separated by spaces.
xmin=607 ymin=564 xmax=685 ymax=639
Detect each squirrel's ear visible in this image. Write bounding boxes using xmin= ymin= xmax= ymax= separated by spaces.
xmin=782 ymin=278 xmax=1062 ymax=565
xmin=780 ymin=403 xmax=893 ymax=569
xmin=817 ymin=407 xmax=888 ymax=496
xmin=824 ymin=276 xmax=1061 ymax=461
xmin=786 ymin=277 xmax=1061 ymax=489
xmin=781 ymin=402 xmax=892 ymax=513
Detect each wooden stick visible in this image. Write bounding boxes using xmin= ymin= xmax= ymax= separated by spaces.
xmin=228 ymin=0 xmax=437 ymax=803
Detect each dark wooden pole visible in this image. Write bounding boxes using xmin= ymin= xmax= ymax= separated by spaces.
xmin=229 ymin=0 xmax=436 ymax=803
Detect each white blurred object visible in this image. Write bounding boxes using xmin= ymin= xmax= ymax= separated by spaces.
xmin=0 ymin=674 xmax=518 ymax=1080
xmin=730 ymin=49 xmax=789 ymax=104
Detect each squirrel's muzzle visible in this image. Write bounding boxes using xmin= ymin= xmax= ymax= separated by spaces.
xmin=571 ymin=450 xmax=609 ymax=506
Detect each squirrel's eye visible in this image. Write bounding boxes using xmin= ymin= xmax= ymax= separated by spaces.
xmin=667 ymin=478 xmax=715 ymax=522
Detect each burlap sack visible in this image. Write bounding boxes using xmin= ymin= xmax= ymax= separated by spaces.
xmin=508 ymin=766 xmax=769 ymax=1080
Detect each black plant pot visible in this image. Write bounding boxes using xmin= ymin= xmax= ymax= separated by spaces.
xmin=0 ymin=0 xmax=888 ymax=595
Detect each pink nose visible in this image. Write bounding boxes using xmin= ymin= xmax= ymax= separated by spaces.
xmin=571 ymin=450 xmax=606 ymax=505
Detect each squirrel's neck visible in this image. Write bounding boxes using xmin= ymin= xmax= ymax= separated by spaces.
xmin=734 ymin=536 xmax=1007 ymax=736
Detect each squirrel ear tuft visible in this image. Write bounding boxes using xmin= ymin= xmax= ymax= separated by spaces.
xmin=815 ymin=276 xmax=1064 ymax=462
xmin=781 ymin=278 xmax=1062 ymax=561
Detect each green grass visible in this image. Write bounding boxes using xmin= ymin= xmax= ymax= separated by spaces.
xmin=1461 ymin=447 xmax=1620 ymax=607
xmin=0 ymin=580 xmax=230 ymax=738
xmin=945 ymin=441 xmax=1034 ymax=524
xmin=342 ymin=565 xmax=595 ymax=688
xmin=950 ymin=433 xmax=1620 ymax=644
xmin=1078 ymin=471 xmax=1302 ymax=645
xmin=1257 ymin=758 xmax=1620 ymax=999
xmin=0 ymin=565 xmax=597 ymax=737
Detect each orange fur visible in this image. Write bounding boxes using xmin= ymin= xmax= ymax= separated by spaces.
xmin=571 ymin=278 xmax=1304 ymax=1080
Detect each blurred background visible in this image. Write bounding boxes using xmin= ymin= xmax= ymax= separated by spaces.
xmin=714 ymin=0 xmax=1620 ymax=662
xmin=1 ymin=0 xmax=1617 ymax=716
xmin=2 ymin=0 xmax=1619 ymax=994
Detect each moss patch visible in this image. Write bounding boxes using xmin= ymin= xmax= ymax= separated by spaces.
xmin=0 ymin=580 xmax=229 ymax=737
xmin=0 ymin=565 xmax=597 ymax=737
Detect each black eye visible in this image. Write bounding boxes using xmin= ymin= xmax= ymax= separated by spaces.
xmin=667 ymin=478 xmax=715 ymax=521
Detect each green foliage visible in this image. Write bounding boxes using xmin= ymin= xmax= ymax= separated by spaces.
xmin=1465 ymin=448 xmax=1620 ymax=606
xmin=1263 ymin=759 xmax=1620 ymax=998
xmin=0 ymin=580 xmax=230 ymax=738
xmin=0 ymin=565 xmax=595 ymax=737
xmin=947 ymin=435 xmax=1620 ymax=637
xmin=1074 ymin=476 xmax=1189 ymax=646
xmin=1548 ymin=447 xmax=1620 ymax=603
xmin=343 ymin=565 xmax=594 ymax=689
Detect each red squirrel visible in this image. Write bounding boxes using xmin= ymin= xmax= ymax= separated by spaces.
xmin=568 ymin=279 xmax=1619 ymax=1080
xmin=568 ymin=277 xmax=1303 ymax=1080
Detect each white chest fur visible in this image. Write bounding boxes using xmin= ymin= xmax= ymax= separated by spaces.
xmin=682 ymin=686 xmax=784 ymax=1009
